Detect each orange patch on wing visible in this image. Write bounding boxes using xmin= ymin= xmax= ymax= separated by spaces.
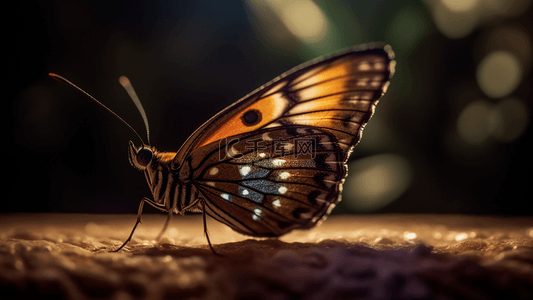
xmin=288 ymin=111 xmax=334 ymax=123
xmin=283 ymin=117 xmax=359 ymax=134
xmin=288 ymin=94 xmax=372 ymax=115
xmin=285 ymin=110 xmax=366 ymax=126
xmin=296 ymin=77 xmax=350 ymax=100
xmin=289 ymin=94 xmax=344 ymax=114
xmin=293 ymin=60 xmax=349 ymax=90
xmin=195 ymin=93 xmax=288 ymax=149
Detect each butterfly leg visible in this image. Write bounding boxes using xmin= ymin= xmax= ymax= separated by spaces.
xmin=155 ymin=210 xmax=173 ymax=241
xmin=201 ymin=199 xmax=222 ymax=256
xmin=112 ymin=197 xmax=166 ymax=252
xmin=155 ymin=185 xmax=182 ymax=241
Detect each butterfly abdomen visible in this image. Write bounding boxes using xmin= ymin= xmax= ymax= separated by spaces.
xmin=143 ymin=151 xmax=200 ymax=214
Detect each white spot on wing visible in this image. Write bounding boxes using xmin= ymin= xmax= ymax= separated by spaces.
xmin=239 ymin=166 xmax=251 ymax=177
xmin=278 ymin=186 xmax=288 ymax=194
xmin=357 ymin=78 xmax=369 ymax=87
xmin=272 ymin=198 xmax=281 ymax=208
xmin=359 ymin=62 xmax=371 ymax=71
xmin=272 ymin=159 xmax=286 ymax=166
xmin=279 ymin=172 xmax=290 ymax=180
xmin=253 ymin=207 xmax=263 ymax=221
xmin=374 ymin=62 xmax=385 ymax=71
xmin=262 ymin=132 xmax=272 ymax=141
xmin=209 ymin=167 xmax=219 ymax=176
xmin=221 ymin=193 xmax=231 ymax=202
xmin=362 ymin=92 xmax=373 ymax=100
xmin=228 ymin=145 xmax=240 ymax=157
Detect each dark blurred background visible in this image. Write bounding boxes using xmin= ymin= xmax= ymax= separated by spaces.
xmin=7 ymin=0 xmax=532 ymax=215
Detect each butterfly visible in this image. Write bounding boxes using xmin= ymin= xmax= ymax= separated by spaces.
xmin=50 ymin=43 xmax=395 ymax=253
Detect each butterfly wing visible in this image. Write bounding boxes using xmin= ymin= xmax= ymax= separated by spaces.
xmin=175 ymin=43 xmax=395 ymax=236
xmin=184 ymin=126 xmax=344 ymax=236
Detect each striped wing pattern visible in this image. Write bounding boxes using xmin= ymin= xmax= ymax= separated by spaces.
xmin=262 ymin=51 xmax=392 ymax=161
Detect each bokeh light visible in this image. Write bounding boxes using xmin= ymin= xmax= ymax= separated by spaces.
xmin=344 ymin=154 xmax=413 ymax=212
xmin=489 ymin=98 xmax=529 ymax=142
xmin=441 ymin=0 xmax=479 ymax=12
xmin=454 ymin=232 xmax=468 ymax=241
xmin=276 ymin=0 xmax=329 ymax=44
xmin=403 ymin=231 xmax=417 ymax=240
xmin=456 ymin=98 xmax=529 ymax=145
xmin=457 ymin=100 xmax=493 ymax=145
xmin=480 ymin=25 xmax=533 ymax=74
xmin=246 ymin=0 xmax=329 ymax=46
xmin=477 ymin=51 xmax=522 ymax=98
xmin=428 ymin=0 xmax=479 ymax=39
xmin=426 ymin=0 xmax=532 ymax=39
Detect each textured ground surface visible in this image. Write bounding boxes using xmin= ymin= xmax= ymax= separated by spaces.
xmin=1 ymin=214 xmax=532 ymax=300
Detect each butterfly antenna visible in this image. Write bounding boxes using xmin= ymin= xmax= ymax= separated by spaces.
xmin=118 ymin=76 xmax=151 ymax=146
xmin=49 ymin=73 xmax=147 ymax=146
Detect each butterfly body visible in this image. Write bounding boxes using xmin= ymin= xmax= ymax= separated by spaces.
xmin=127 ymin=44 xmax=395 ymax=239
xmin=128 ymin=144 xmax=199 ymax=215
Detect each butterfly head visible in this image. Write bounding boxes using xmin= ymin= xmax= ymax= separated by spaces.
xmin=128 ymin=141 xmax=154 ymax=170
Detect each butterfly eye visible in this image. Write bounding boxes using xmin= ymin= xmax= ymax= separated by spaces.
xmin=136 ymin=148 xmax=153 ymax=167
xmin=241 ymin=109 xmax=262 ymax=126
